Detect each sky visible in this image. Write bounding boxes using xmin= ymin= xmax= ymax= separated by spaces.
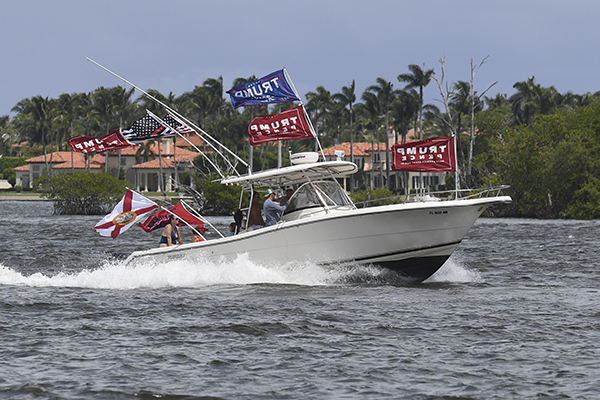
xmin=2 ymin=0 xmax=600 ymax=117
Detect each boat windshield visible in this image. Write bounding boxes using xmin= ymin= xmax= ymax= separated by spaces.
xmin=286 ymin=180 xmax=354 ymax=214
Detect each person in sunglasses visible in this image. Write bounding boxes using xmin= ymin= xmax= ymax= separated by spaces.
xmin=159 ymin=214 xmax=182 ymax=247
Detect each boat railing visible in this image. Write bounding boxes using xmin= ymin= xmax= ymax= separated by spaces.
xmin=353 ymin=185 xmax=510 ymax=208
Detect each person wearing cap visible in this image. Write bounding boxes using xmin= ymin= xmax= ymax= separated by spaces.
xmin=191 ymin=224 xmax=209 ymax=243
xmin=263 ymin=188 xmax=289 ymax=227
xmin=277 ymin=186 xmax=295 ymax=203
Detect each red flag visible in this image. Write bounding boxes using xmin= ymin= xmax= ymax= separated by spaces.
xmin=68 ymin=129 xmax=133 ymax=153
xmin=247 ymin=105 xmax=314 ymax=146
xmin=94 ymin=190 xmax=158 ymax=239
xmin=392 ymin=137 xmax=456 ymax=172
xmin=138 ymin=202 xmax=204 ymax=233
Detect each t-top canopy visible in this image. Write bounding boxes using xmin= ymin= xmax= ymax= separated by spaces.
xmin=220 ymin=161 xmax=358 ymax=188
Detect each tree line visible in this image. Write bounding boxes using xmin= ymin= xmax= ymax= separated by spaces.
xmin=1 ymin=62 xmax=600 ymax=218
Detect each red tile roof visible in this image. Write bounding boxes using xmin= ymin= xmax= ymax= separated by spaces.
xmin=322 ymin=142 xmax=387 ymax=157
xmin=23 ymin=152 xmax=106 ymax=169
xmin=116 ymin=140 xmax=201 ymax=156
xmin=133 ymin=157 xmax=193 ymax=169
xmin=175 ymin=134 xmax=204 ymax=148
xmin=52 ymin=159 xmax=104 ymax=169
xmin=26 ymin=151 xmax=74 ymax=163
xmin=132 ymin=148 xmax=198 ymax=169
xmin=322 ymin=129 xmax=443 ymax=157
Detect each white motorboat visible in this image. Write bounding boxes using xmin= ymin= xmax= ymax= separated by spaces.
xmin=85 ymin=62 xmax=511 ymax=282
xmin=125 ymin=160 xmax=511 ymax=283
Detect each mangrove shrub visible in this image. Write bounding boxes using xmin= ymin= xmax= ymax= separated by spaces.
xmin=35 ymin=171 xmax=127 ymax=215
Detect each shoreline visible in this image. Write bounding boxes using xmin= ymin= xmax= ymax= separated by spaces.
xmin=0 ymin=195 xmax=46 ymax=201
xmin=0 ymin=193 xmax=179 ymax=202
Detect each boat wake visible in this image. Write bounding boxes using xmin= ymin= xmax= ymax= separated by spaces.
xmin=0 ymin=253 xmax=482 ymax=289
xmin=426 ymin=255 xmax=483 ymax=284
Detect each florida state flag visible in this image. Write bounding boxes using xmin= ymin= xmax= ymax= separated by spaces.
xmin=392 ymin=136 xmax=456 ymax=172
xmin=94 ymin=190 xmax=158 ymax=239
xmin=139 ymin=202 xmax=205 ymax=233
xmin=247 ymin=105 xmax=314 ymax=146
xmin=68 ymin=129 xmax=132 ymax=153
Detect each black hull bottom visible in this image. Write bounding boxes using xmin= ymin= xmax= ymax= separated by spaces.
xmin=375 ymin=255 xmax=451 ymax=283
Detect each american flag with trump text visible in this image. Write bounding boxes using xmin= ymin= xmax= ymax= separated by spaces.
xmin=120 ymin=111 xmax=176 ymax=144
xmin=68 ymin=111 xmax=194 ymax=153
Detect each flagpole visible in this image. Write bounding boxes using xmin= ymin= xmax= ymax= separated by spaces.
xmin=453 ymin=129 xmax=460 ymax=200
xmin=181 ymin=200 xmax=225 ymax=239
xmin=301 ymin=105 xmax=326 ymax=161
xmin=283 ymin=68 xmax=301 ymax=103
xmin=86 ymin=57 xmax=246 ymax=173
xmin=284 ymin=68 xmax=325 ymax=161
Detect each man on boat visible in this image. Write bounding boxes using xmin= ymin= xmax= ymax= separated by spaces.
xmin=263 ymin=189 xmax=289 ymax=227
xmin=276 ymin=185 xmax=294 ymax=204
xmin=247 ymin=192 xmax=265 ymax=230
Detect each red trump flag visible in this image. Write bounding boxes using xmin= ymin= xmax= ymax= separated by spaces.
xmin=138 ymin=202 xmax=204 ymax=233
xmin=68 ymin=129 xmax=132 ymax=153
xmin=392 ymin=136 xmax=456 ymax=172
xmin=247 ymin=105 xmax=314 ymax=146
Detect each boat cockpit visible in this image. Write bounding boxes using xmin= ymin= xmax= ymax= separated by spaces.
xmin=282 ymin=180 xmax=355 ymax=221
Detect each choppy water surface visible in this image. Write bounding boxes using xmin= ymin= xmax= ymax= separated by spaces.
xmin=1 ymin=201 xmax=599 ymax=399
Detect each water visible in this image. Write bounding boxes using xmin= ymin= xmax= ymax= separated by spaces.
xmin=1 ymin=201 xmax=599 ymax=399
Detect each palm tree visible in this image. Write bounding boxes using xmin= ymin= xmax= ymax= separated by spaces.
xmin=365 ymin=78 xmax=396 ymax=189
xmin=398 ymin=64 xmax=435 ymax=140
xmin=92 ymin=87 xmax=116 ymax=173
xmin=202 ymin=77 xmax=225 ymax=121
xmin=391 ymin=90 xmax=419 ymax=144
xmin=136 ymin=141 xmax=155 ymax=162
xmin=357 ymin=91 xmax=383 ymax=188
xmin=138 ymin=89 xmax=169 ymax=116
xmin=333 ymin=80 xmax=356 ymax=191
xmin=12 ymin=95 xmax=53 ymax=172
xmin=509 ymin=76 xmax=560 ymax=125
xmin=229 ymin=76 xmax=261 ymax=171
xmin=305 ymin=86 xmax=333 ymax=148
xmin=484 ymin=93 xmax=510 ymax=110
xmin=110 ymin=86 xmax=137 ymax=178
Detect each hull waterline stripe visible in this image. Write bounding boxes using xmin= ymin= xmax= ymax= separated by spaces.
xmin=318 ymin=240 xmax=463 ymax=266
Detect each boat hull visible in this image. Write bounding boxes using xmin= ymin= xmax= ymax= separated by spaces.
xmin=126 ymin=196 xmax=511 ymax=283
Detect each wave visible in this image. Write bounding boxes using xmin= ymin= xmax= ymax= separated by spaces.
xmin=426 ymin=256 xmax=483 ymax=284
xmin=0 ymin=253 xmax=380 ymax=289
xmin=0 ymin=252 xmax=482 ymax=289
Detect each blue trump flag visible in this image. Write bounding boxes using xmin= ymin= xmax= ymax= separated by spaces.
xmin=226 ymin=69 xmax=301 ymax=109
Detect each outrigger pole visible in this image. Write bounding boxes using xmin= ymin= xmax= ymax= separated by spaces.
xmin=86 ymin=57 xmax=247 ymax=175
xmin=146 ymin=110 xmax=225 ymax=179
